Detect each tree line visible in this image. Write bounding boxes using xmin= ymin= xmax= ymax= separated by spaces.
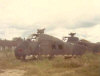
xmin=0 ymin=37 xmax=23 ymax=51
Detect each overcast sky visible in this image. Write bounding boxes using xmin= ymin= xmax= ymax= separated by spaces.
xmin=0 ymin=0 xmax=100 ymax=42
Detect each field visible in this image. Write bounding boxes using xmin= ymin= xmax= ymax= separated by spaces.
xmin=0 ymin=50 xmax=100 ymax=76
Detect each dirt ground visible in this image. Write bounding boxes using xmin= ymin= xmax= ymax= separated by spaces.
xmin=0 ymin=69 xmax=25 ymax=76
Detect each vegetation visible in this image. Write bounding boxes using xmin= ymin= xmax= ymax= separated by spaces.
xmin=0 ymin=50 xmax=100 ymax=76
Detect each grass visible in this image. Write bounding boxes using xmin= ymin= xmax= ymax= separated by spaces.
xmin=0 ymin=50 xmax=100 ymax=76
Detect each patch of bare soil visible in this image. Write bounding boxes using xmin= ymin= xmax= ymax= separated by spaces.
xmin=0 ymin=69 xmax=25 ymax=76
xmin=0 ymin=70 xmax=5 ymax=73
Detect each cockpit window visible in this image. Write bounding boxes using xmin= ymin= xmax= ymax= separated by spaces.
xmin=58 ymin=45 xmax=63 ymax=50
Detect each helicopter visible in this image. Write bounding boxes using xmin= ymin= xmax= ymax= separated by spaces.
xmin=14 ymin=29 xmax=89 ymax=60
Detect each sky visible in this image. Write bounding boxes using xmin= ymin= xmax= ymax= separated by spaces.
xmin=0 ymin=0 xmax=100 ymax=42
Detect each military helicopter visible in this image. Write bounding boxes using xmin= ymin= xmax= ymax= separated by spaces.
xmin=14 ymin=29 xmax=87 ymax=60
